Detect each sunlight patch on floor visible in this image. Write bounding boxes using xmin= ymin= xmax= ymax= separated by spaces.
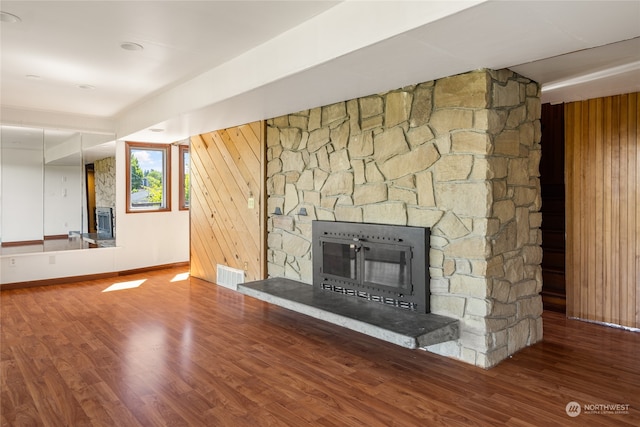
xmin=103 ymin=279 xmax=146 ymax=292
xmin=170 ymin=272 xmax=190 ymax=282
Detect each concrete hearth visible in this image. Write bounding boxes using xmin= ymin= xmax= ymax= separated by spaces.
xmin=239 ymin=278 xmax=459 ymax=349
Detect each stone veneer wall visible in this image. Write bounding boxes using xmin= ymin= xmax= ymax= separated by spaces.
xmin=94 ymin=157 xmax=116 ymax=230
xmin=265 ymin=69 xmax=543 ymax=368
xmin=94 ymin=156 xmax=116 ymax=208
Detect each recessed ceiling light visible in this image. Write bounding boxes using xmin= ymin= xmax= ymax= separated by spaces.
xmin=0 ymin=11 xmax=21 ymax=23
xmin=78 ymin=84 xmax=95 ymax=90
xmin=149 ymin=128 xmax=165 ymax=133
xmin=120 ymin=42 xmax=144 ymax=51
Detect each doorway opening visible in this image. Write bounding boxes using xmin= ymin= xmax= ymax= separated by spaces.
xmin=540 ymin=103 xmax=566 ymax=313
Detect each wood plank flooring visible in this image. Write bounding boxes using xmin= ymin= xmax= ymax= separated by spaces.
xmin=2 ymin=266 xmax=639 ymax=426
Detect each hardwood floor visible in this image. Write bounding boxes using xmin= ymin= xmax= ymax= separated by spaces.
xmin=2 ymin=266 xmax=639 ymax=426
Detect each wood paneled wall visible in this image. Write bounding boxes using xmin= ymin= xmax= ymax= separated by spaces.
xmin=189 ymin=121 xmax=266 ymax=284
xmin=565 ymin=93 xmax=639 ymax=328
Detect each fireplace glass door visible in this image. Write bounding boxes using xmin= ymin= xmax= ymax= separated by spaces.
xmin=320 ymin=237 xmax=359 ymax=284
xmin=363 ymin=242 xmax=411 ymax=293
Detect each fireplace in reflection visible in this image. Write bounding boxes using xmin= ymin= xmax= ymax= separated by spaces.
xmin=96 ymin=207 xmax=114 ymax=239
xmin=312 ymin=221 xmax=430 ymax=313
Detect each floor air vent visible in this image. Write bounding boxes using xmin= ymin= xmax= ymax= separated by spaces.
xmin=216 ymin=264 xmax=245 ymax=290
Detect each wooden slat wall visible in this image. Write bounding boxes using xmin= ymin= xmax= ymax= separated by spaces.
xmin=189 ymin=121 xmax=266 ymax=284
xmin=565 ymin=93 xmax=639 ymax=328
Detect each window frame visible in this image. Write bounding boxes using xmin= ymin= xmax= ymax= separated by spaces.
xmin=179 ymin=144 xmax=190 ymax=210
xmin=125 ymin=141 xmax=172 ymax=213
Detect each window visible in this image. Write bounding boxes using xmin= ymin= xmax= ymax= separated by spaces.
xmin=179 ymin=144 xmax=190 ymax=210
xmin=126 ymin=142 xmax=171 ymax=212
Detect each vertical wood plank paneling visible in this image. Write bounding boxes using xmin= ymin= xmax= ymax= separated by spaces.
xmin=627 ymin=94 xmax=638 ymax=326
xmin=189 ymin=121 xmax=266 ymax=285
xmin=635 ymin=94 xmax=640 ymax=327
xmin=634 ymin=93 xmax=640 ymax=325
xmin=593 ymin=97 xmax=604 ymax=322
xmin=565 ymin=102 xmax=576 ymax=318
xmin=602 ymin=96 xmax=613 ymax=323
xmin=610 ymin=96 xmax=621 ymax=324
xmin=624 ymin=95 xmax=631 ymax=325
xmin=619 ymin=94 xmax=629 ymax=326
xmin=565 ymin=93 xmax=639 ymax=329
xmin=586 ymin=99 xmax=596 ymax=320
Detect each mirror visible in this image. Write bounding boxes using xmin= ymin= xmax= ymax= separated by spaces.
xmin=44 ymin=129 xmax=83 ymax=246
xmin=0 ymin=125 xmax=116 ymax=254
xmin=0 ymin=126 xmax=44 ymax=246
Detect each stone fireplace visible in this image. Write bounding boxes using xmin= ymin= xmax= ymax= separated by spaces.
xmin=265 ymin=69 xmax=543 ymax=368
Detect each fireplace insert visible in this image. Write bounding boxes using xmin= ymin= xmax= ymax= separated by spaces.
xmin=312 ymin=221 xmax=430 ymax=313
xmin=95 ymin=207 xmax=114 ymax=239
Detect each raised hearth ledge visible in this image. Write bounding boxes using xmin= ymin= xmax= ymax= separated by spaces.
xmin=238 ymin=278 xmax=459 ymax=349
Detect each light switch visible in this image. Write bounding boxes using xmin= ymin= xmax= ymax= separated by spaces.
xmin=248 ymin=197 xmax=255 ymax=209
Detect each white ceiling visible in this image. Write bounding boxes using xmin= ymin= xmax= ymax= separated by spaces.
xmin=1 ymin=0 xmax=339 ymax=118
xmin=1 ymin=1 xmax=639 ymax=153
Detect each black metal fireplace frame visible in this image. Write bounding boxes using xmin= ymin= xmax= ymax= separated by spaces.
xmin=312 ymin=220 xmax=430 ymax=313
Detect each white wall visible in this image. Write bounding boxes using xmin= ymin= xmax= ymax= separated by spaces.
xmin=113 ymin=140 xmax=189 ymax=271
xmin=0 ymin=141 xmax=189 ymax=284
xmin=0 ymin=247 xmax=120 ymax=283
